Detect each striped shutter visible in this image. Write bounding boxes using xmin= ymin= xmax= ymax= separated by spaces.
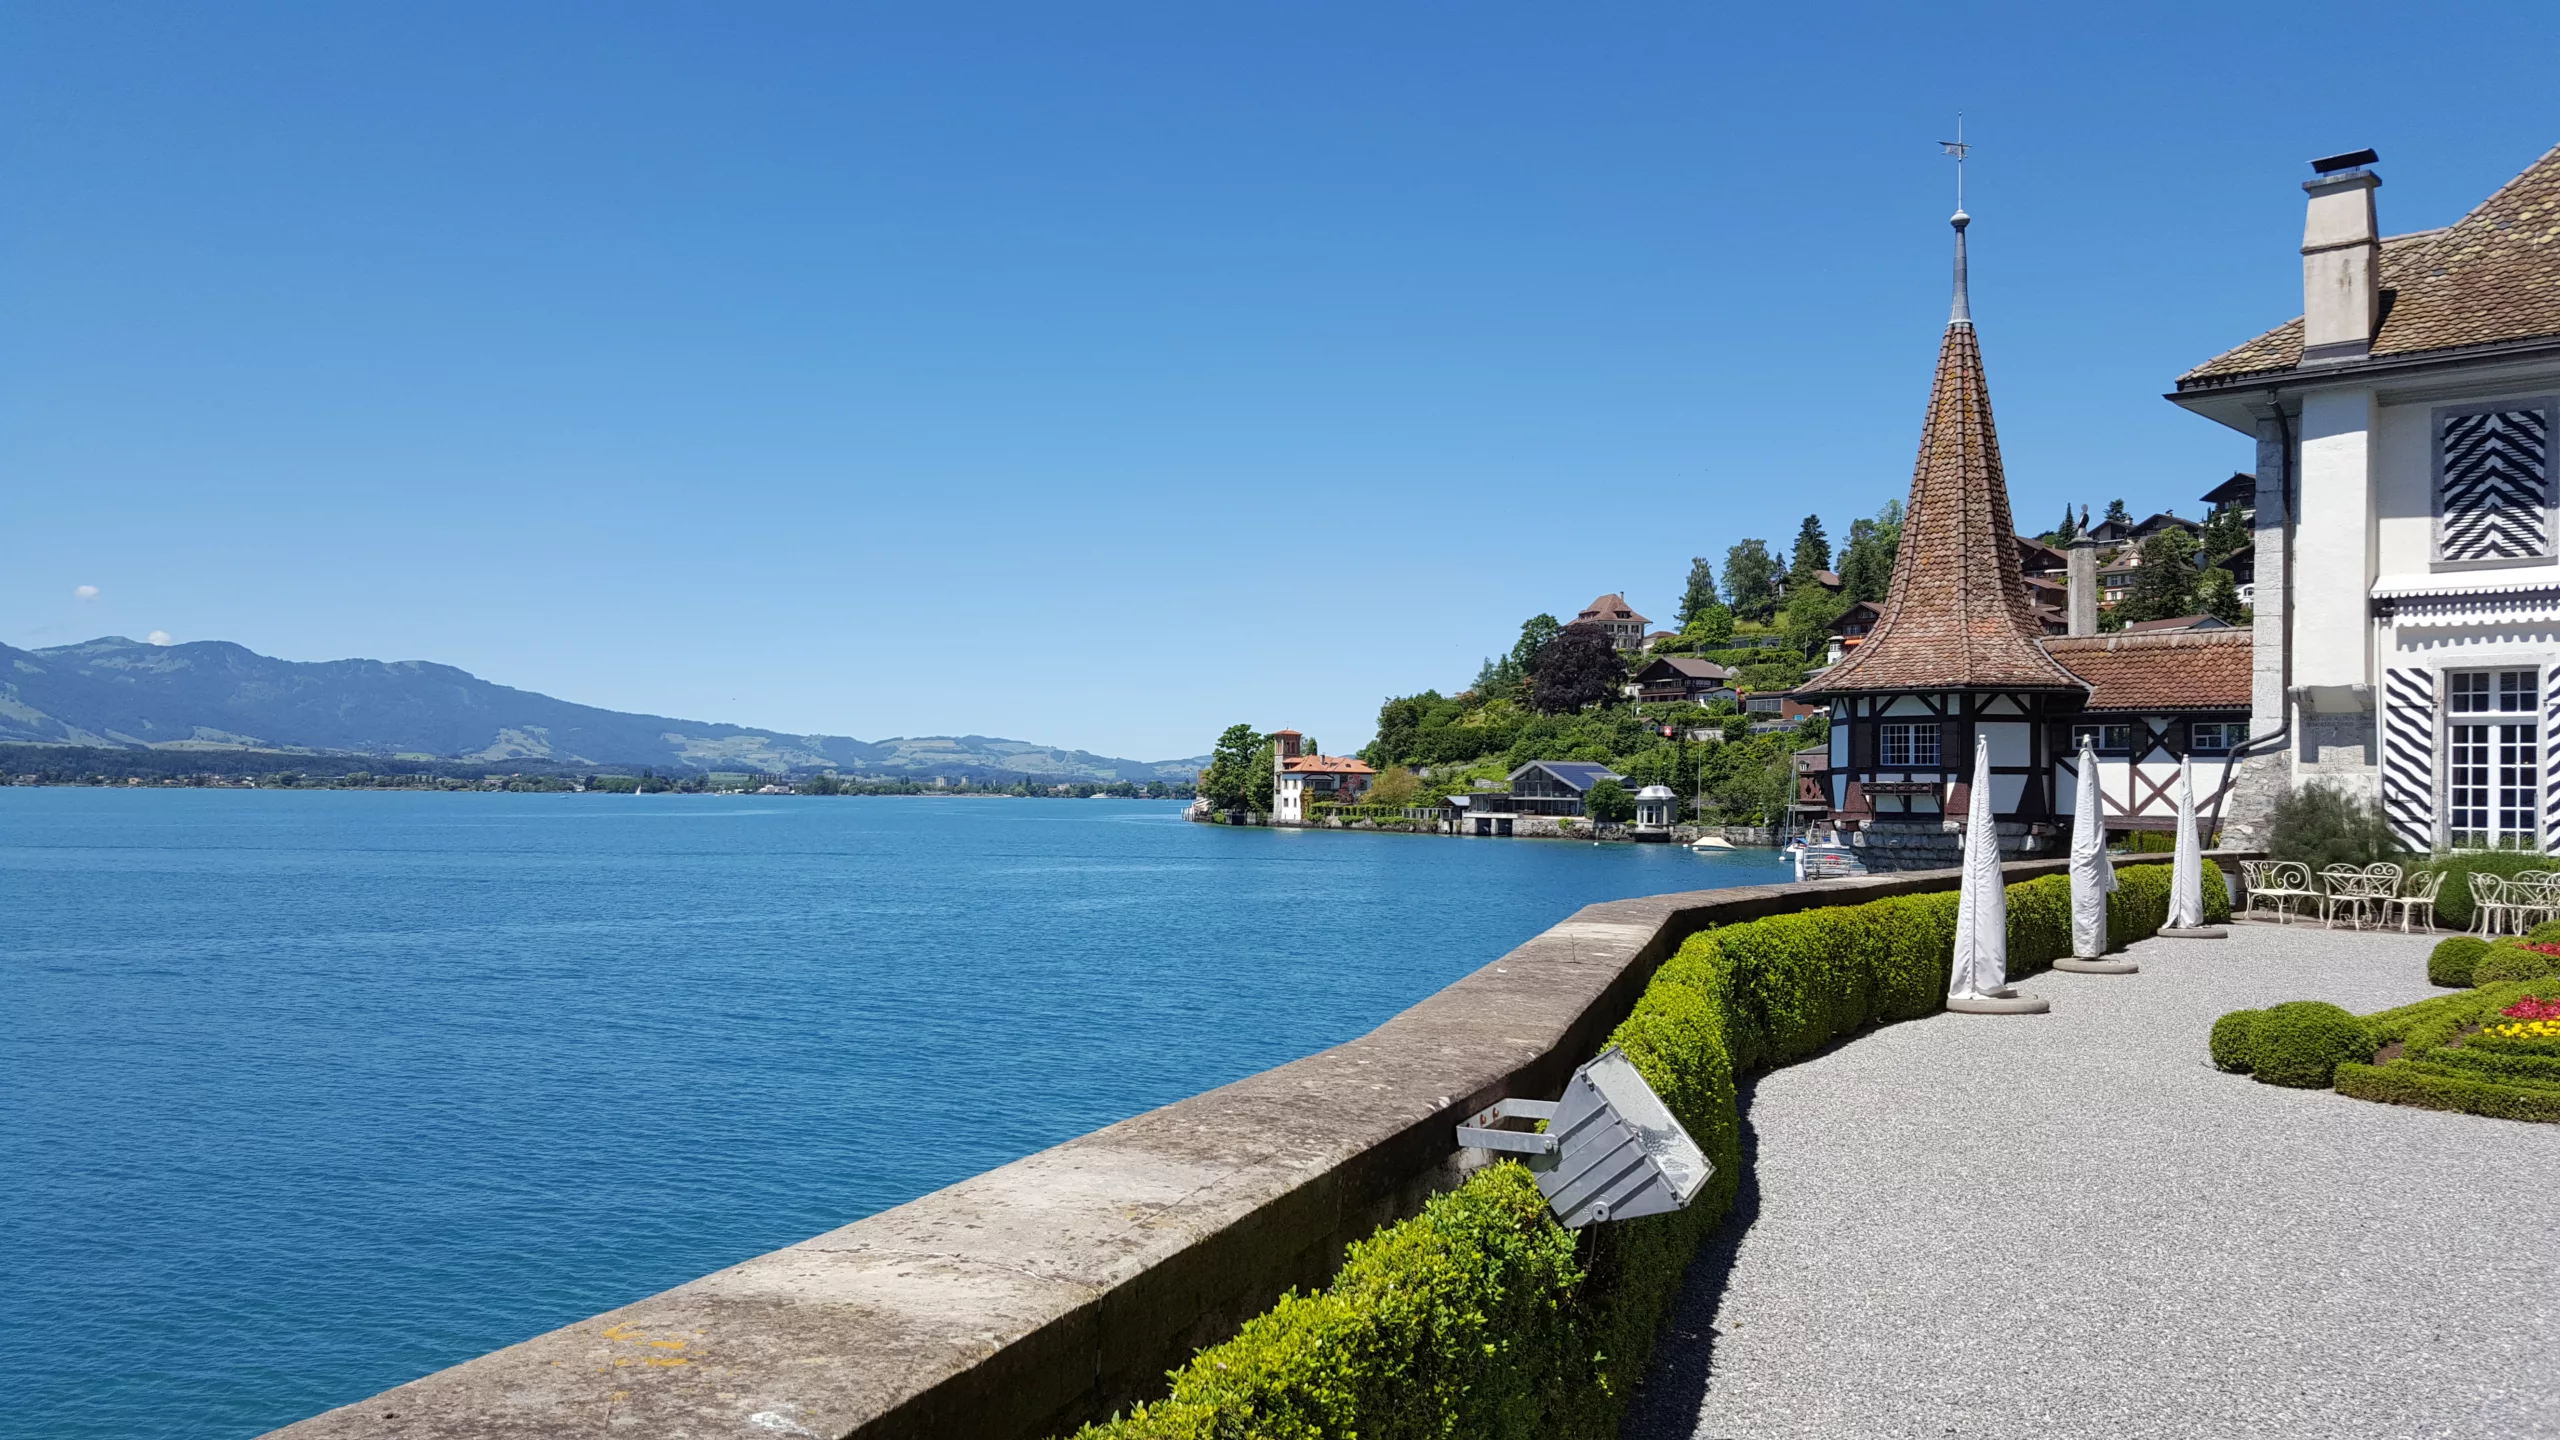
xmin=2545 ymin=664 xmax=2560 ymax=853
xmin=2440 ymin=407 xmax=2553 ymax=561
xmin=2381 ymin=667 xmax=2436 ymax=852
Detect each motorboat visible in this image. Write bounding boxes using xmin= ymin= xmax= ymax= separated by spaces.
xmin=1689 ymin=834 xmax=1734 ymax=850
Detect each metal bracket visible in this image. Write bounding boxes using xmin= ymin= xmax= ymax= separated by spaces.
xmin=1454 ymin=1097 xmax=1560 ymax=1158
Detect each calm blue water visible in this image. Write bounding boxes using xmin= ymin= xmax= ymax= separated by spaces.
xmin=1 ymin=790 xmax=1789 ymax=1438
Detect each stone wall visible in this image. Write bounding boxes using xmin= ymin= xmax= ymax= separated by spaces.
xmin=266 ymin=862 xmax=2066 ymax=1440
xmin=1845 ymin=819 xmax=2059 ymax=872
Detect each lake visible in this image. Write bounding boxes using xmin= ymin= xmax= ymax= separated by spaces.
xmin=0 ymin=789 xmax=1791 ymax=1438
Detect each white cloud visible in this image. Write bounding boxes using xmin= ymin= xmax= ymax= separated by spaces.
xmin=74 ymin=584 xmax=100 ymax=601
xmin=147 ymin=630 xmax=174 ymax=646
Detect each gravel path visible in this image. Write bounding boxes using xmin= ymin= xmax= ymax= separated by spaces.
xmin=1620 ymin=922 xmax=2560 ymax=1440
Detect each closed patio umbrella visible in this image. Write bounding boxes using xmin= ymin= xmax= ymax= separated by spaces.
xmin=2057 ymin=735 xmax=2134 ymax=974
xmin=2162 ymin=754 xmax=2226 ymax=938
xmin=1947 ymin=735 xmax=2049 ymax=1014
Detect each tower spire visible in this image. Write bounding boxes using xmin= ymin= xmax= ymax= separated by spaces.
xmin=1941 ymin=116 xmax=1971 ymax=327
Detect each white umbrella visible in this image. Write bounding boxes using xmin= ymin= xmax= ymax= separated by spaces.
xmin=1946 ymin=737 xmax=2045 ymax=1012
xmin=2057 ymin=736 xmax=2134 ymax=975
xmin=2163 ymin=754 xmax=2223 ymax=936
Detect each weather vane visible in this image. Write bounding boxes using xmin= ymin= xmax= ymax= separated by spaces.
xmin=1939 ymin=114 xmax=1968 ymax=213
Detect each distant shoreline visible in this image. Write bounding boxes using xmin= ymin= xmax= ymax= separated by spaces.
xmin=0 ymin=743 xmax=1195 ymax=800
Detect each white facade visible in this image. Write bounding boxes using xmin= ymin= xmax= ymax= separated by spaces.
xmin=2175 ymin=150 xmax=2560 ymax=853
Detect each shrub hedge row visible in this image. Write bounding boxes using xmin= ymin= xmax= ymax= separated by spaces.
xmin=1074 ymin=861 xmax=2221 ymax=1439
xmin=2215 ymin=979 xmax=2560 ymax=1126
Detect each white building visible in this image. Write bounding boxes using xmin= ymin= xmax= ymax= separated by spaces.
xmin=1267 ymin=729 xmax=1375 ymax=825
xmin=2174 ymin=143 xmax=2560 ymax=852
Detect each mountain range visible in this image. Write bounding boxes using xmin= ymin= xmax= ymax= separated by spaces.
xmin=0 ymin=636 xmax=1205 ymax=782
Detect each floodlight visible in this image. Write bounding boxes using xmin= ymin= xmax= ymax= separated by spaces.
xmin=1454 ymin=1045 xmax=1712 ymax=1228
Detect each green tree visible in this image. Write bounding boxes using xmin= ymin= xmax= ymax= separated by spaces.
xmin=1676 ymin=556 xmax=1720 ymax=628
xmin=1788 ymin=515 xmax=1832 ymax=587
xmin=1584 ymin=777 xmax=1636 ymax=824
xmin=2103 ymin=498 xmax=2133 ymax=530
xmin=1780 ymin=581 xmax=1850 ymax=658
xmin=1247 ymin=739 xmax=1276 ymax=814
xmin=2201 ymin=502 xmax=2250 ymax=561
xmin=1530 ymin=622 xmax=1626 ymax=714
xmin=1366 ymin=694 xmax=1438 ymax=768
xmin=1724 ymin=539 xmax=1780 ymax=621
xmin=1681 ymin=600 xmax=1735 ymax=648
xmin=2115 ymin=526 xmax=2202 ymax=624
xmin=1836 ymin=500 xmax=1903 ymax=604
xmin=1199 ymin=723 xmax=1262 ymax=810
xmin=2196 ymin=566 xmax=2247 ymax=625
xmin=1510 ymin=614 xmax=1562 ymax=674
xmin=2051 ymin=505 xmax=2080 ymax=544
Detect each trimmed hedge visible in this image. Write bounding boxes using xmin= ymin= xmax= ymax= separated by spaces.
xmin=1074 ymin=861 xmax=2218 ymax=1439
xmin=2244 ymin=1001 xmax=2369 ymax=1088
xmin=2428 ymin=936 xmax=2489 ymax=989
xmin=2474 ymin=941 xmax=2560 ymax=985
xmin=2242 ymin=979 xmax=2560 ymax=1125
xmin=2208 ymin=1009 xmax=2260 ymax=1073
xmin=2334 ymin=1060 xmax=2560 ymax=1123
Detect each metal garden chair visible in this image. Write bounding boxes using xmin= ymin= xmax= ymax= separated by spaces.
xmin=2385 ymin=869 xmax=2446 ymax=932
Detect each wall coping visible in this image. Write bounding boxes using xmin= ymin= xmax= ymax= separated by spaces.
xmin=267 ymin=859 xmax=2075 ymax=1440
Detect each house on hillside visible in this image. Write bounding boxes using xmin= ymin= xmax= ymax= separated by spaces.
xmin=1268 ymin=730 xmax=1374 ymax=825
xmin=2172 ymin=142 xmax=2560 ymax=853
xmin=1575 ymin=593 xmax=1652 ymax=651
xmin=1825 ymin=600 xmax=1882 ymax=664
xmin=1632 ymin=655 xmax=1736 ymax=704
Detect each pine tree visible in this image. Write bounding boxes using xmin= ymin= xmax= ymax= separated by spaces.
xmin=2054 ymin=505 xmax=2080 ymax=544
xmin=2104 ymin=497 xmax=2133 ymax=530
xmin=1676 ymin=556 xmax=1720 ymax=628
xmin=2195 ymin=566 xmax=2247 ymax=625
xmin=1789 ymin=515 xmax=1832 ymax=585
xmin=2118 ymin=527 xmax=2202 ymax=623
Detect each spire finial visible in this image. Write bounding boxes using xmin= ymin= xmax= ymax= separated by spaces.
xmin=1939 ymin=115 xmax=1972 ymax=327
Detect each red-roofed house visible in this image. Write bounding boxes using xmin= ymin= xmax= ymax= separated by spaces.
xmin=1575 ymin=593 xmax=1651 ymax=652
xmin=1270 ymin=730 xmax=1375 ymax=824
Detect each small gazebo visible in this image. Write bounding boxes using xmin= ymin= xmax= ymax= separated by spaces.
xmin=1632 ymin=784 xmax=1679 ymax=838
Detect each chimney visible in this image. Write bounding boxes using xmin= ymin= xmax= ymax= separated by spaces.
xmin=2067 ymin=534 xmax=2099 ymax=637
xmin=2301 ymin=149 xmax=2382 ymax=363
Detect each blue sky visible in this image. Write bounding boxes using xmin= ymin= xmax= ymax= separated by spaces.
xmin=5 ymin=4 xmax=2554 ymax=761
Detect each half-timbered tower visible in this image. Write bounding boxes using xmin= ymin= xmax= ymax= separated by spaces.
xmin=1800 ymin=207 xmax=2091 ymax=868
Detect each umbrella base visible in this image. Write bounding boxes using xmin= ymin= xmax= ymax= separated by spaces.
xmin=1947 ymin=988 xmax=2050 ymax=1015
xmin=2053 ymin=956 xmax=2139 ymax=974
xmin=2159 ymin=926 xmax=2229 ymax=939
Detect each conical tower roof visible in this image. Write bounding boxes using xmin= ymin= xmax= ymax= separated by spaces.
xmin=1806 ymin=213 xmax=2085 ymax=695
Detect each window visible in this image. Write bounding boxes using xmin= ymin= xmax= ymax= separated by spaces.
xmin=2435 ymin=400 xmax=2555 ymax=563
xmin=2189 ymin=721 xmax=2241 ymax=755
xmin=2071 ymin=723 xmax=2138 ymax=755
xmin=2448 ymin=669 xmax=2540 ymax=848
xmin=1879 ymin=721 xmax=1940 ymax=767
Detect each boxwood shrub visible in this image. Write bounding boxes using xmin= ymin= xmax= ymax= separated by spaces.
xmin=2428 ymin=936 xmax=2489 ymax=989
xmin=2208 ymin=1008 xmax=2261 ymax=1072
xmin=2242 ymin=978 xmax=2560 ymax=1125
xmin=1074 ymin=861 xmax=2219 ymax=1440
xmin=2244 ymin=1001 xmax=2370 ymax=1088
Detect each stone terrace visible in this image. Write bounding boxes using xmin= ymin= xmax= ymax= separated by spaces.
xmin=1623 ymin=923 xmax=2560 ymax=1440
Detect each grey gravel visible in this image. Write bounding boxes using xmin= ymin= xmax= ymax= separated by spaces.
xmin=1619 ymin=922 xmax=2560 ymax=1440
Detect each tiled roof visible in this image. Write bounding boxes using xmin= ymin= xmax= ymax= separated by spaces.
xmin=1637 ymin=656 xmax=1733 ymax=681
xmin=1804 ymin=316 xmax=2087 ymax=696
xmin=2121 ymin=614 xmax=2230 ymax=633
xmin=1577 ymin=593 xmax=1649 ymax=625
xmin=2041 ymin=629 xmax=2252 ymax=710
xmin=2182 ymin=142 xmax=2560 ymax=385
xmin=1282 ymin=754 xmax=1375 ymax=775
